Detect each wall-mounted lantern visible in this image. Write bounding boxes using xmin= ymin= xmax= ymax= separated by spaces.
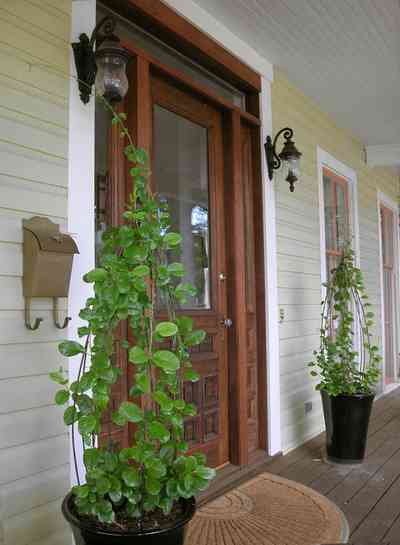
xmin=72 ymin=15 xmax=130 ymax=105
xmin=265 ymin=128 xmax=302 ymax=192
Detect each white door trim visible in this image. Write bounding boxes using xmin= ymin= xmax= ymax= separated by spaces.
xmin=262 ymin=77 xmax=281 ymax=455
xmin=377 ymin=190 xmax=400 ymax=392
xmin=68 ymin=0 xmax=96 ymax=485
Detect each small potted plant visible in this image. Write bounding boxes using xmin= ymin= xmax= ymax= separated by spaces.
xmin=50 ymin=108 xmax=215 ymax=544
xmin=309 ymin=245 xmax=381 ymax=464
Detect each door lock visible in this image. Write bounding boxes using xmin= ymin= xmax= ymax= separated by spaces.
xmin=221 ymin=318 xmax=233 ymax=328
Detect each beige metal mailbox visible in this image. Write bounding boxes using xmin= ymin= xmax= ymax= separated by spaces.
xmin=23 ymin=217 xmax=79 ymax=330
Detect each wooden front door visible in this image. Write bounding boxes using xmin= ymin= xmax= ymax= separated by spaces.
xmin=381 ymin=205 xmax=397 ymax=386
xmin=149 ymin=73 xmax=230 ymax=468
xmin=97 ymin=38 xmax=268 ymax=473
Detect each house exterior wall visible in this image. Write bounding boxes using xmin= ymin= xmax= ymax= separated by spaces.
xmin=272 ymin=70 xmax=400 ymax=452
xmin=0 ymin=2 xmax=72 ymax=544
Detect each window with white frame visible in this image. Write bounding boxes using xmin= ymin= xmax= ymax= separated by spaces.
xmin=323 ymin=167 xmax=351 ymax=279
xmin=318 ymin=148 xmax=359 ymax=286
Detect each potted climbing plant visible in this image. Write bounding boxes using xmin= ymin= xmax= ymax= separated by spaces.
xmin=50 ymin=107 xmax=215 ymax=544
xmin=309 ymin=245 xmax=381 ymax=464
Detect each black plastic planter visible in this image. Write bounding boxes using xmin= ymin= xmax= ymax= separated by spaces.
xmin=321 ymin=390 xmax=374 ymax=464
xmin=62 ymin=493 xmax=196 ymax=545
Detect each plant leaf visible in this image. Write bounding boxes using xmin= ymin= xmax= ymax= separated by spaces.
xmin=55 ymin=389 xmax=69 ymax=405
xmin=119 ymin=401 xmax=143 ymax=423
xmin=155 ymin=322 xmax=178 ymax=338
xmin=153 ymin=350 xmax=180 ymax=374
xmin=59 ymin=341 xmax=85 ymax=357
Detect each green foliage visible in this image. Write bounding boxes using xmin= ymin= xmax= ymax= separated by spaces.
xmin=51 ymin=107 xmax=215 ymax=526
xmin=309 ymin=246 xmax=381 ymax=396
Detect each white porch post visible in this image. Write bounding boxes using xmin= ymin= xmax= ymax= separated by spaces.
xmin=68 ymin=0 xmax=96 ymax=485
xmin=261 ymin=77 xmax=282 ymax=456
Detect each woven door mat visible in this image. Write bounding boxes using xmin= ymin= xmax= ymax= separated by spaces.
xmin=186 ymin=472 xmax=348 ymax=545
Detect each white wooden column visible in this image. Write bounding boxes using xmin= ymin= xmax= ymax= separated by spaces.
xmin=68 ymin=0 xmax=96 ymax=485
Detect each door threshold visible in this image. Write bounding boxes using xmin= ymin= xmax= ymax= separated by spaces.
xmin=197 ymin=450 xmax=279 ymax=506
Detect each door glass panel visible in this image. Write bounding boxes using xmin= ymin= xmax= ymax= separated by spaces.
xmin=95 ymin=105 xmax=110 ymax=264
xmin=153 ymin=104 xmax=211 ymax=310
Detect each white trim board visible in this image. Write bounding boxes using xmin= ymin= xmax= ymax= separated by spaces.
xmin=317 ymin=147 xmax=361 ymax=289
xmin=377 ymin=191 xmax=400 ymax=393
xmin=261 ymin=77 xmax=281 ymax=455
xmin=68 ymin=0 xmax=96 ymax=485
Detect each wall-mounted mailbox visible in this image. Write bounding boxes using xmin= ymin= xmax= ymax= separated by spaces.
xmin=23 ymin=217 xmax=79 ymax=330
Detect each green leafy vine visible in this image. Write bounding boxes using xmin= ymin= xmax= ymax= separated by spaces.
xmin=309 ymin=246 xmax=381 ymax=396
xmin=51 ymin=105 xmax=215 ymax=526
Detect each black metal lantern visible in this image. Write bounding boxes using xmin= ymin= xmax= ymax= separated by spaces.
xmin=72 ymin=16 xmax=130 ymax=105
xmin=265 ymin=128 xmax=302 ymax=192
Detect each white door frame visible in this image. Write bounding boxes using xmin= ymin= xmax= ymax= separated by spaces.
xmin=377 ymin=191 xmax=400 ymax=392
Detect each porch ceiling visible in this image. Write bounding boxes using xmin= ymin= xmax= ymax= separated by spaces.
xmin=193 ymin=0 xmax=400 ymax=151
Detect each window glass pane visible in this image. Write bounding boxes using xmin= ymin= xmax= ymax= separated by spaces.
xmin=335 ymin=182 xmax=349 ymax=251
xmin=323 ymin=175 xmax=334 ymax=251
xmin=153 ymin=105 xmax=211 ymax=310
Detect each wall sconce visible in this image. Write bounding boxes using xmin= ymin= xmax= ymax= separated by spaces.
xmin=265 ymin=128 xmax=302 ymax=192
xmin=72 ymin=16 xmax=130 ymax=105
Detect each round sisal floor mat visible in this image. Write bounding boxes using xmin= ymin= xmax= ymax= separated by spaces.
xmin=186 ymin=472 xmax=348 ymax=545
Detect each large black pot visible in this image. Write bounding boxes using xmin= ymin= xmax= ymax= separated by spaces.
xmin=62 ymin=493 xmax=196 ymax=545
xmin=321 ymin=390 xmax=374 ymax=464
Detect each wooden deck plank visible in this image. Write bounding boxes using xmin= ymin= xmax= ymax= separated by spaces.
xmin=276 ymin=390 xmax=400 ymax=488
xmin=264 ymin=387 xmax=400 ymax=545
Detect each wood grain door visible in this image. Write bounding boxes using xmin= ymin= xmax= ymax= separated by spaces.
xmin=150 ymin=74 xmax=230 ymax=468
xmin=381 ymin=205 xmax=397 ymax=386
xmin=98 ymin=55 xmax=268 ymax=471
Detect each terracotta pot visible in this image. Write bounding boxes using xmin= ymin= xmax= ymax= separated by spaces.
xmin=62 ymin=493 xmax=196 ymax=545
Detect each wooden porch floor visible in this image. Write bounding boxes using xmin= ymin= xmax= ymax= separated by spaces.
xmin=265 ymin=387 xmax=400 ymax=545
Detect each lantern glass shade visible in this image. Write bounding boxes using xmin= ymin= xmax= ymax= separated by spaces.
xmin=95 ymin=42 xmax=129 ymax=103
xmin=286 ymin=156 xmax=301 ymax=179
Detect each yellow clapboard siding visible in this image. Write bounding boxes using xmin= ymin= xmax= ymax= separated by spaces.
xmin=0 ymin=15 xmax=69 ymax=69
xmin=0 ymin=210 xmax=67 ymax=245
xmin=0 ymin=142 xmax=67 ymax=189
xmin=0 ymin=177 xmax=67 ymax=218
xmin=0 ymin=47 xmax=68 ymax=102
xmin=3 ymin=497 xmax=68 ymax=545
xmin=0 ymin=464 xmax=69 ymax=520
xmin=0 ymin=434 xmax=69 ymax=485
xmin=0 ymin=2 xmax=71 ymax=544
xmin=0 ymin=343 xmax=66 ymax=380
xmin=0 ymin=405 xmax=65 ymax=450
xmin=0 ymin=2 xmax=70 ymax=42
xmin=273 ymin=69 xmax=399 ymax=451
xmin=0 ymin=375 xmax=60 ymax=414
xmin=0 ymin=311 xmax=67 ymax=345
xmin=0 ymin=275 xmax=68 ymax=311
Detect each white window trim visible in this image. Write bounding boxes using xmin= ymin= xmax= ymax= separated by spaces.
xmin=317 ymin=147 xmax=360 ymax=291
xmin=377 ymin=191 xmax=400 ymax=393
